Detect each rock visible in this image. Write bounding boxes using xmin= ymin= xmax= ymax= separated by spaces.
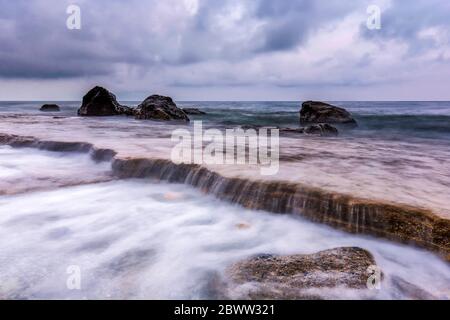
xmin=135 ymin=95 xmax=189 ymax=121
xmin=279 ymin=124 xmax=338 ymax=136
xmin=182 ymin=108 xmax=206 ymax=115
xmin=77 ymin=86 xmax=132 ymax=116
xmin=40 ymin=104 xmax=60 ymax=112
xmin=221 ymin=247 xmax=378 ymax=299
xmin=239 ymin=124 xmax=264 ymax=131
xmin=300 ymin=101 xmax=357 ymax=126
xmin=116 ymin=105 xmax=135 ymax=116
xmin=279 ymin=127 xmax=305 ymax=134
xmin=304 ymin=123 xmax=338 ymax=136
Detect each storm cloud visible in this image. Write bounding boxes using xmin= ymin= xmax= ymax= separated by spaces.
xmin=1 ymin=0 xmax=450 ymax=100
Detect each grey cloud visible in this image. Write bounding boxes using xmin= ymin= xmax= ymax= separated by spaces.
xmin=361 ymin=0 xmax=450 ymax=56
xmin=254 ymin=0 xmax=363 ymax=52
xmin=0 ymin=0 xmax=450 ymax=101
xmin=0 ymin=0 xmax=360 ymax=79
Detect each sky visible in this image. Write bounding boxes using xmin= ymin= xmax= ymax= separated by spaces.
xmin=1 ymin=0 xmax=450 ymax=101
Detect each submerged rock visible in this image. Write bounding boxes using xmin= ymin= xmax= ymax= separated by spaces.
xmin=116 ymin=105 xmax=135 ymax=116
xmin=279 ymin=124 xmax=338 ymax=136
xmin=40 ymin=104 xmax=60 ymax=112
xmin=78 ymin=86 xmax=132 ymax=116
xmin=304 ymin=123 xmax=339 ymax=136
xmin=279 ymin=127 xmax=305 ymax=134
xmin=240 ymin=124 xmax=338 ymax=137
xmin=182 ymin=108 xmax=206 ymax=115
xmin=221 ymin=247 xmax=378 ymax=299
xmin=300 ymin=101 xmax=357 ymax=126
xmin=135 ymin=95 xmax=189 ymax=121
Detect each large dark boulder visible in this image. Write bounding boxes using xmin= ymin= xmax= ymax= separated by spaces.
xmin=40 ymin=104 xmax=60 ymax=112
xmin=135 ymin=95 xmax=189 ymax=121
xmin=300 ymin=101 xmax=357 ymax=126
xmin=78 ymin=86 xmax=131 ymax=116
xmin=220 ymin=247 xmax=378 ymax=299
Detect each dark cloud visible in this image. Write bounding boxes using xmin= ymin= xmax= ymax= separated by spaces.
xmin=0 ymin=0 xmax=450 ymax=100
xmin=0 ymin=0 xmax=360 ymax=79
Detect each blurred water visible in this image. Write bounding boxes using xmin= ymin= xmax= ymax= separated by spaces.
xmin=0 ymin=146 xmax=113 ymax=195
xmin=1 ymin=101 xmax=450 ymax=299
xmin=0 ymin=147 xmax=448 ymax=299
xmin=2 ymin=101 xmax=450 ymax=141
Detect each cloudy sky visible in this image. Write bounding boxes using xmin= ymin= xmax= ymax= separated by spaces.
xmin=1 ymin=0 xmax=450 ymax=101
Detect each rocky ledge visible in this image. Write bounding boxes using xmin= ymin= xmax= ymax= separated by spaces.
xmin=300 ymin=101 xmax=357 ymax=127
xmin=40 ymin=104 xmax=60 ymax=112
xmin=219 ymin=247 xmax=378 ymax=299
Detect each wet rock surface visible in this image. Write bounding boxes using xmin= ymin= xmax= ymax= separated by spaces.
xmin=77 ymin=86 xmax=131 ymax=116
xmin=304 ymin=123 xmax=339 ymax=136
xmin=300 ymin=101 xmax=357 ymax=126
xmin=135 ymin=95 xmax=190 ymax=121
xmin=280 ymin=124 xmax=339 ymax=136
xmin=220 ymin=247 xmax=377 ymax=299
xmin=40 ymin=104 xmax=60 ymax=112
xmin=241 ymin=124 xmax=339 ymax=137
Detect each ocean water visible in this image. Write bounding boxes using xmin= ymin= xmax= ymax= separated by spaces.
xmin=1 ymin=100 xmax=449 ymax=216
xmin=2 ymin=101 xmax=450 ymax=141
xmin=0 ymin=146 xmax=449 ymax=299
xmin=0 ymin=101 xmax=449 ymax=299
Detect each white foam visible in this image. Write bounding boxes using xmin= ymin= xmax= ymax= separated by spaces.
xmin=0 ymin=177 xmax=448 ymax=299
xmin=0 ymin=146 xmax=112 ymax=194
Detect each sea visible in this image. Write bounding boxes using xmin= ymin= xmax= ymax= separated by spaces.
xmin=0 ymin=101 xmax=449 ymax=299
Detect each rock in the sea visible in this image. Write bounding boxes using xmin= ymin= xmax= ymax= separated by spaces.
xmin=135 ymin=95 xmax=189 ymax=121
xmin=221 ymin=247 xmax=378 ymax=299
xmin=78 ymin=86 xmax=132 ymax=116
xmin=116 ymin=105 xmax=135 ymax=116
xmin=40 ymin=104 xmax=60 ymax=112
xmin=300 ymin=101 xmax=357 ymax=126
xmin=279 ymin=124 xmax=338 ymax=136
xmin=304 ymin=123 xmax=339 ymax=136
xmin=279 ymin=127 xmax=306 ymax=134
xmin=182 ymin=108 xmax=206 ymax=115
